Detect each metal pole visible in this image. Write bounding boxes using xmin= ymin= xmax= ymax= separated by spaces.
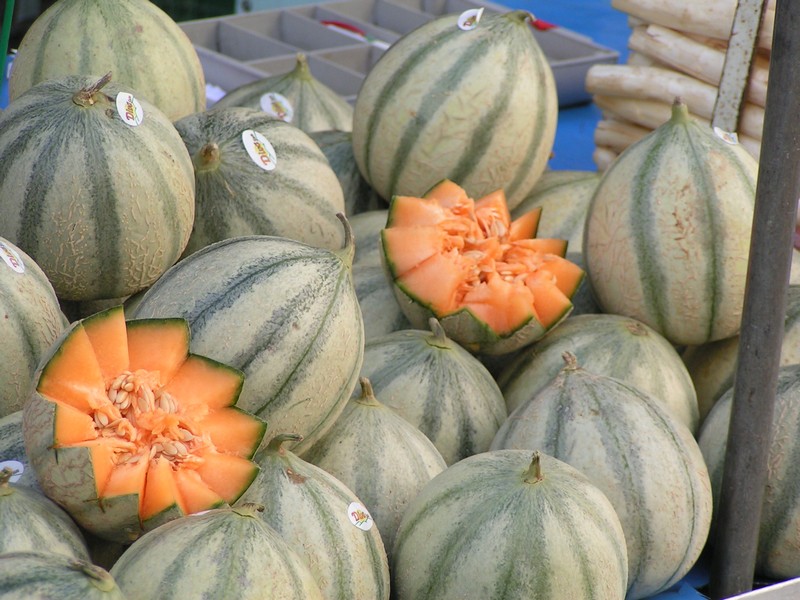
xmin=709 ymin=0 xmax=800 ymax=597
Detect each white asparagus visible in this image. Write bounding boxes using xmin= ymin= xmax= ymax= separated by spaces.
xmin=593 ymin=146 xmax=620 ymax=172
xmin=611 ymin=0 xmax=774 ymax=49
xmin=591 ymin=94 xmax=762 ymax=160
xmin=594 ymin=118 xmax=652 ymax=153
xmin=586 ymin=65 xmax=765 ymax=141
xmin=628 ymin=24 xmax=768 ymax=106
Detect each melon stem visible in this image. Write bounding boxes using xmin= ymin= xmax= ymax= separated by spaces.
xmin=0 ymin=467 xmax=15 ymax=494
xmin=72 ymin=72 xmax=113 ymax=107
xmin=267 ymin=432 xmax=304 ymax=455
xmin=70 ymin=560 xmax=117 ymax=592
xmin=292 ymin=53 xmax=313 ymax=81
xmin=427 ymin=318 xmax=451 ymax=349
xmin=335 ymin=212 xmax=356 ymax=267
xmin=523 ymin=451 xmax=544 ymax=484
xmin=194 ymin=142 xmax=221 ymax=172
xmin=356 ymin=377 xmax=381 ymax=406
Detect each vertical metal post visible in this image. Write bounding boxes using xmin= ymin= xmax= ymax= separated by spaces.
xmin=709 ymin=0 xmax=800 ymax=597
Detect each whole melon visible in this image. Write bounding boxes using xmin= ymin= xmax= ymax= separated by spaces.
xmin=392 ymin=450 xmax=629 ymax=599
xmin=214 ymin=53 xmax=354 ymax=134
xmin=174 ymin=106 xmax=346 ymax=256
xmin=8 ymin=0 xmax=205 ymax=120
xmin=0 ymin=74 xmax=195 ymax=302
xmin=0 ymin=237 xmax=68 ymax=418
xmin=110 ymin=504 xmax=324 ymax=599
xmin=492 ymin=353 xmax=712 ymax=599
xmin=352 ymin=9 xmax=557 ymax=210
xmin=0 ymin=552 xmax=124 ymax=599
xmin=583 ymin=99 xmax=757 ymax=345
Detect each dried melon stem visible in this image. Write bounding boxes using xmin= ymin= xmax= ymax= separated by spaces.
xmin=91 ymin=368 xmax=210 ymax=470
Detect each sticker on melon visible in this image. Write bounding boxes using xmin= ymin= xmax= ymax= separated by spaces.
xmin=22 ymin=305 xmax=266 ymax=544
xmin=381 ymin=180 xmax=585 ymax=355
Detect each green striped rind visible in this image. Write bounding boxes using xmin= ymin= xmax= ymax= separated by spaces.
xmin=174 ymin=107 xmax=346 ymax=257
xmin=583 ymin=101 xmax=757 ymax=345
xmin=352 ymin=10 xmax=557 ymax=210
xmin=392 ymin=449 xmax=628 ymax=599
xmin=498 ymin=313 xmax=700 ymax=433
xmin=236 ymin=434 xmax=390 ymax=600
xmin=310 ymin=130 xmax=386 ymax=216
xmin=0 ymin=237 xmax=67 ymax=417
xmin=8 ymin=0 xmax=205 ymax=120
xmin=511 ymin=170 xmax=601 ymax=255
xmin=698 ymin=364 xmax=800 ymax=580
xmin=684 ymin=283 xmax=800 ymax=423
xmin=0 ymin=411 xmax=39 ymax=490
xmin=0 ymin=552 xmax=124 ymax=599
xmin=214 ymin=54 xmax=353 ymax=133
xmin=0 ymin=477 xmax=90 ymax=560
xmin=0 ymin=75 xmax=195 ymax=302
xmin=110 ymin=505 xmax=324 ymax=599
xmin=360 ymin=321 xmax=507 ymax=465
xmin=303 ymin=382 xmax=447 ymax=558
xmin=349 ymin=210 xmax=411 ymax=340
xmin=130 ymin=234 xmax=364 ymax=456
xmin=491 ymin=362 xmax=712 ymax=600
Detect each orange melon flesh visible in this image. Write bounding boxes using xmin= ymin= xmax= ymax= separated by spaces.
xmin=82 ymin=306 xmax=130 ymax=384
xmin=384 ymin=180 xmax=584 ymax=337
xmin=509 ymin=208 xmax=541 ymax=241
xmin=35 ymin=306 xmax=265 ymax=530
xmin=37 ymin=326 xmax=108 ymax=412
xmin=174 ymin=469 xmax=225 ymax=515
xmin=160 ymin=354 xmax=242 ymax=411
xmin=141 ymin=457 xmax=186 ymax=519
xmin=126 ymin=319 xmax=190 ymax=384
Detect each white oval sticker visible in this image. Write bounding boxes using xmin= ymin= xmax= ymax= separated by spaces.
xmin=242 ymin=129 xmax=278 ymax=171
xmin=713 ymin=126 xmax=739 ymax=145
xmin=0 ymin=460 xmax=24 ymax=483
xmin=0 ymin=240 xmax=24 ymax=273
xmin=116 ymin=92 xmax=144 ymax=127
xmin=347 ymin=501 xmax=374 ymax=531
xmin=458 ymin=8 xmax=484 ymax=31
xmin=259 ymin=92 xmax=294 ymax=123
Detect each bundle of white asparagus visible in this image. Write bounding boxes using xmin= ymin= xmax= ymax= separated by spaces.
xmin=586 ymin=0 xmax=775 ymax=171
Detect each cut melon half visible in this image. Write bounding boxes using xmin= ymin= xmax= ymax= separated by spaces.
xmin=23 ymin=305 xmax=266 ymax=543
xmin=381 ymin=180 xmax=584 ymax=355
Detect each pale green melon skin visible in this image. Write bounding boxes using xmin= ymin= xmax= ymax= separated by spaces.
xmin=0 ymin=75 xmax=196 ymax=302
xmin=214 ymin=54 xmax=353 ymax=134
xmin=698 ymin=364 xmax=800 ymax=580
xmin=491 ymin=362 xmax=712 ymax=600
xmin=352 ymin=10 xmax=558 ymax=210
xmin=131 ymin=234 xmax=364 ymax=456
xmin=303 ymin=384 xmax=447 ymax=560
xmin=174 ymin=107 xmax=346 ymax=257
xmin=0 ymin=552 xmax=124 ymax=599
xmin=0 ymin=476 xmax=90 ymax=560
xmin=235 ymin=435 xmax=390 ymax=600
xmin=349 ymin=209 xmax=411 ymax=340
xmin=8 ymin=0 xmax=205 ymax=120
xmin=0 ymin=411 xmax=40 ymax=490
xmin=392 ymin=449 xmax=629 ymax=600
xmin=360 ymin=321 xmax=508 ymax=465
xmin=683 ymin=283 xmax=800 ymax=423
xmin=0 ymin=238 xmax=68 ymax=417
xmin=310 ymin=130 xmax=386 ymax=216
xmin=584 ymin=102 xmax=758 ymax=346
xmin=110 ymin=506 xmax=324 ymax=600
xmin=498 ymin=313 xmax=700 ymax=433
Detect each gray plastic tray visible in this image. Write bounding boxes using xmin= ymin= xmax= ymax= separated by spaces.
xmin=180 ymin=0 xmax=620 ymax=107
